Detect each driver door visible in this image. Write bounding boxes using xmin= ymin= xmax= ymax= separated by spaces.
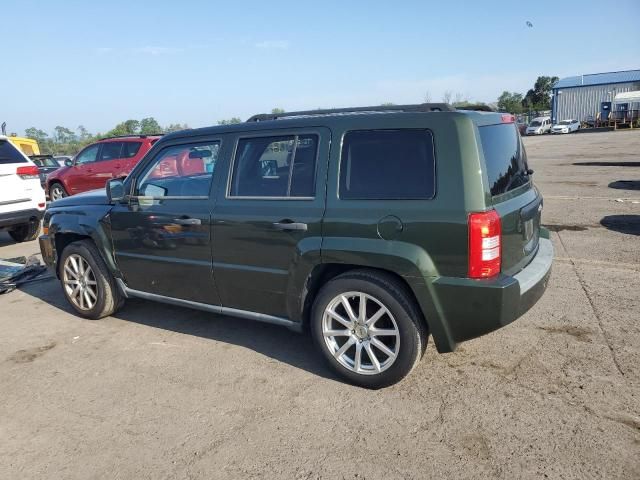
xmin=66 ymin=144 xmax=101 ymax=194
xmin=109 ymin=138 xmax=224 ymax=305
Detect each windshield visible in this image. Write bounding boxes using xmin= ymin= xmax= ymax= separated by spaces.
xmin=529 ymin=121 xmax=542 ymax=127
xmin=479 ymin=123 xmax=530 ymax=196
xmin=559 ymin=120 xmax=571 ymax=125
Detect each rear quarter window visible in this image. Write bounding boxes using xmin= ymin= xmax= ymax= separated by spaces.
xmin=123 ymin=142 xmax=143 ymax=158
xmin=339 ymin=129 xmax=435 ymax=200
xmin=479 ymin=123 xmax=530 ymax=196
xmin=0 ymin=140 xmax=28 ymax=164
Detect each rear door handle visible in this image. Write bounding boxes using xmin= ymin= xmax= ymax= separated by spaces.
xmin=273 ymin=221 xmax=308 ymax=232
xmin=173 ymin=217 xmax=201 ymax=225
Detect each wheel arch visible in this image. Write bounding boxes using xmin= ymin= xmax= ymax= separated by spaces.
xmin=48 ymin=207 xmax=118 ymax=278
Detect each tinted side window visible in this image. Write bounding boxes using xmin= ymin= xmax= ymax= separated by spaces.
xmin=75 ymin=144 xmax=100 ymax=164
xmin=0 ymin=140 xmax=28 ymax=164
xmin=229 ymin=134 xmax=318 ymax=198
xmin=479 ymin=123 xmax=530 ymax=196
xmin=122 ymin=141 xmax=142 ymax=158
xmin=339 ymin=130 xmax=435 ymax=200
xmin=98 ymin=142 xmax=123 ymax=161
xmin=137 ymin=142 xmax=219 ymax=197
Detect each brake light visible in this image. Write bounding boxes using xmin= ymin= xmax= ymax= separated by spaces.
xmin=16 ymin=165 xmax=40 ymax=179
xmin=468 ymin=210 xmax=501 ymax=279
xmin=501 ymin=114 xmax=515 ymax=123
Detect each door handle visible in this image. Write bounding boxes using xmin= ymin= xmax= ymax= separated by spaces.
xmin=173 ymin=217 xmax=201 ymax=225
xmin=273 ymin=220 xmax=308 ymax=232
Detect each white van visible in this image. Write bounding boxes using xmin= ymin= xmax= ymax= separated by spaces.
xmin=526 ymin=116 xmax=552 ymax=135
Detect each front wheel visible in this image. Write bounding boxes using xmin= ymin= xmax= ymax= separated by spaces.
xmin=59 ymin=240 xmax=124 ymax=319
xmin=311 ymin=270 xmax=427 ymax=388
xmin=49 ymin=182 xmax=68 ymax=201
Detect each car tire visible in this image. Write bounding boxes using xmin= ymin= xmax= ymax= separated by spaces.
xmin=49 ymin=182 xmax=68 ymax=201
xmin=59 ymin=240 xmax=124 ymax=320
xmin=8 ymin=220 xmax=40 ymax=243
xmin=310 ymin=269 xmax=427 ymax=389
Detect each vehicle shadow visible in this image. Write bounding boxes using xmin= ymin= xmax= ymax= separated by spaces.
xmin=0 ymin=232 xmax=18 ymax=247
xmin=17 ymin=277 xmax=338 ymax=382
xmin=600 ymin=215 xmax=640 ymax=236
xmin=573 ymin=161 xmax=640 ymax=167
xmin=608 ymin=180 xmax=640 ymax=191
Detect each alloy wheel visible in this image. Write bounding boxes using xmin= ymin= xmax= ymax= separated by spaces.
xmin=51 ymin=185 xmax=66 ymax=200
xmin=63 ymin=254 xmax=98 ymax=311
xmin=322 ymin=291 xmax=400 ymax=375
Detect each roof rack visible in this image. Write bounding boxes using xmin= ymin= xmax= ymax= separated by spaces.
xmin=246 ymin=103 xmax=455 ymax=122
xmin=455 ymin=104 xmax=494 ymax=112
xmin=98 ymin=134 xmax=163 ymax=140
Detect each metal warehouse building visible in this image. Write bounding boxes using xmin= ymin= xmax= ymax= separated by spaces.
xmin=551 ymin=69 xmax=640 ymax=124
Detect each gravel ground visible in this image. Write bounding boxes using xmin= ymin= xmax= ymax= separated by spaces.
xmin=0 ymin=130 xmax=638 ymax=479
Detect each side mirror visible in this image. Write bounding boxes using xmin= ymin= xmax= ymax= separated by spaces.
xmin=64 ymin=159 xmax=74 ymax=167
xmin=106 ymin=178 xmax=126 ymax=203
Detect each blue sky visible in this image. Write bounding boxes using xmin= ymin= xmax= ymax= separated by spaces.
xmin=4 ymin=0 xmax=639 ymax=135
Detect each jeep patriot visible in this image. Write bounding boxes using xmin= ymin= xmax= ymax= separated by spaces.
xmin=39 ymin=104 xmax=553 ymax=388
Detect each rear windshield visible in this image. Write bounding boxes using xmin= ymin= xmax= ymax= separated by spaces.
xmin=0 ymin=140 xmax=28 ymax=164
xmin=31 ymin=156 xmax=59 ymax=167
xmin=479 ymin=124 xmax=530 ymax=196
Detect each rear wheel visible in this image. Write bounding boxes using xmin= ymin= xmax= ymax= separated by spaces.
xmin=49 ymin=182 xmax=67 ymax=201
xmin=59 ymin=240 xmax=124 ymax=319
xmin=311 ymin=270 xmax=427 ymax=389
xmin=8 ymin=220 xmax=40 ymax=242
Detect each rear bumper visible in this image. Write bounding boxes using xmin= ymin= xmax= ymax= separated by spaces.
xmin=0 ymin=208 xmax=44 ymax=229
xmin=426 ymin=235 xmax=553 ymax=352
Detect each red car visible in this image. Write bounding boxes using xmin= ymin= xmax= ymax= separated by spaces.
xmin=46 ymin=135 xmax=161 ymax=200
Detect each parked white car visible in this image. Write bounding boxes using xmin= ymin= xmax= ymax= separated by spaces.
xmin=526 ymin=116 xmax=552 ymax=135
xmin=551 ymin=119 xmax=580 ymax=134
xmin=0 ymin=135 xmax=46 ymax=242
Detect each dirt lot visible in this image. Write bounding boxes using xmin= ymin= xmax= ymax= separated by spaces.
xmin=1 ymin=130 xmax=639 ymax=479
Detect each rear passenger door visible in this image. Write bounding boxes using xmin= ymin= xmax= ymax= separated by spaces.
xmin=212 ymin=128 xmax=330 ymax=319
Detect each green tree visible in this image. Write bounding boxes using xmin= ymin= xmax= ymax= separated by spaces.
xmin=140 ymin=117 xmax=163 ymax=134
xmin=271 ymin=108 xmax=285 ymax=114
xmin=106 ymin=119 xmax=140 ymax=137
xmin=522 ymin=76 xmax=559 ymax=110
xmin=54 ymin=126 xmax=76 ymax=144
xmin=497 ymin=91 xmax=524 ymax=113
xmin=77 ymin=125 xmax=92 ymax=141
xmin=165 ymin=123 xmax=190 ymax=132
xmin=380 ymin=102 xmax=395 ymax=106
xmin=24 ymin=127 xmax=49 ymax=144
xmin=218 ymin=117 xmax=242 ymax=125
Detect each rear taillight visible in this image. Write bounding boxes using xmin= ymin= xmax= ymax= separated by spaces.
xmin=16 ymin=165 xmax=40 ymax=180
xmin=468 ymin=210 xmax=501 ymax=279
xmin=501 ymin=114 xmax=515 ymax=123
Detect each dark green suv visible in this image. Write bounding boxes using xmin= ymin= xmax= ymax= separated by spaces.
xmin=39 ymin=104 xmax=553 ymax=388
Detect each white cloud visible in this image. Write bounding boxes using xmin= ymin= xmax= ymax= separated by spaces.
xmin=255 ymin=40 xmax=289 ymax=50
xmin=133 ymin=46 xmax=182 ymax=56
